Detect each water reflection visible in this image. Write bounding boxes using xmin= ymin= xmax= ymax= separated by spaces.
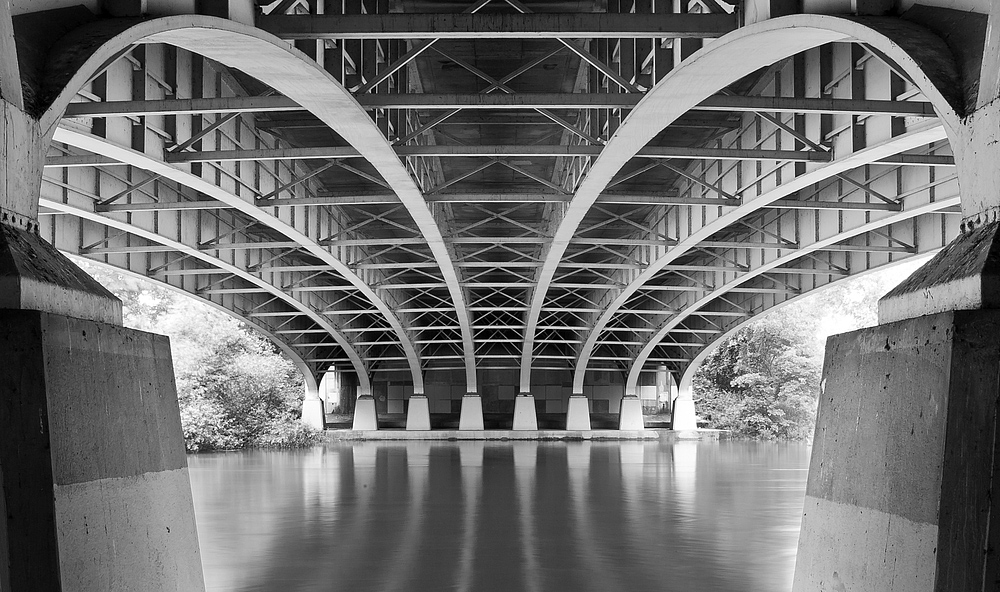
xmin=189 ymin=441 xmax=809 ymax=592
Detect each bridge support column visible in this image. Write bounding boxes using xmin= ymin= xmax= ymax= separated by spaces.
xmin=301 ymin=381 xmax=325 ymax=430
xmin=352 ymin=394 xmax=379 ymax=430
xmin=795 ymin=59 xmax=1000 ymax=590
xmin=617 ymin=396 xmax=644 ymax=431
xmin=0 ymin=50 xmax=204 ymax=589
xmin=405 ymin=395 xmax=431 ymax=430
xmin=459 ymin=393 xmax=484 ymax=430
xmin=512 ymin=394 xmax=538 ymax=430
xmin=565 ymin=395 xmax=591 ymax=431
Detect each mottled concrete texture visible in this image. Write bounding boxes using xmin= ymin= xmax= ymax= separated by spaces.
xmin=879 ymin=221 xmax=1000 ymax=323
xmin=793 ymin=310 xmax=1000 ymax=592
xmin=0 ymin=310 xmax=204 ymax=592
xmin=0 ymin=225 xmax=122 ymax=325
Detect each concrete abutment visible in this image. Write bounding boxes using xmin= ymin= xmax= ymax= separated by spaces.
xmin=793 ymin=308 xmax=1000 ymax=591
xmin=0 ymin=228 xmax=206 ymax=591
xmin=0 ymin=58 xmax=205 ymax=587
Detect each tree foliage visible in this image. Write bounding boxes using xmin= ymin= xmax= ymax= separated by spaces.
xmin=75 ymin=260 xmax=320 ymax=452
xmin=693 ymin=261 xmax=925 ymax=439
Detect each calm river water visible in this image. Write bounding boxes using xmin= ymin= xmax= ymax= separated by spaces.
xmin=188 ymin=439 xmax=810 ymax=592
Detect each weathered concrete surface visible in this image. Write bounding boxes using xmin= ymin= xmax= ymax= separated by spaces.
xmin=0 ymin=310 xmax=204 ymax=592
xmin=879 ymin=221 xmax=1000 ymax=323
xmin=0 ymin=225 xmax=122 ymax=324
xmin=793 ymin=310 xmax=1000 ymax=592
xmin=946 ymin=101 xmax=1000 ymax=222
xmin=511 ymin=394 xmax=538 ymax=431
xmin=0 ymin=101 xmax=44 ymax=226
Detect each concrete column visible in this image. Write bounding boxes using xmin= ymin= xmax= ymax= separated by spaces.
xmin=301 ymin=379 xmax=325 ymax=430
xmin=512 ymin=393 xmax=538 ymax=430
xmin=352 ymin=394 xmax=379 ymax=430
xmin=565 ymin=395 xmax=591 ymax=431
xmin=459 ymin=393 xmax=484 ymax=430
xmin=0 ymin=28 xmax=204 ymax=589
xmin=795 ymin=21 xmax=1000 ymax=590
xmin=405 ymin=395 xmax=431 ymax=430
xmin=671 ymin=377 xmax=698 ymax=431
xmin=617 ymin=396 xmax=644 ymax=431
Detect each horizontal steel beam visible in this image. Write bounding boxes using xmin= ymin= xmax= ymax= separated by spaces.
xmin=61 ymin=95 xmax=938 ymax=118
xmin=256 ymin=13 xmax=737 ymax=39
xmin=165 ymin=144 xmax=831 ymax=163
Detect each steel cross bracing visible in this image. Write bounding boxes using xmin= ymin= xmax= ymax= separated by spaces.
xmin=40 ymin=0 xmax=961 ymax=397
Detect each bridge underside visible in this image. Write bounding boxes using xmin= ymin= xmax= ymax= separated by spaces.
xmin=3 ymin=0 xmax=1000 ymax=589
xmin=21 ymin=0 xmax=963 ymax=432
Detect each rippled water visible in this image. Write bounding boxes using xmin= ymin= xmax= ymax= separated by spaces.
xmin=188 ymin=440 xmax=809 ymax=592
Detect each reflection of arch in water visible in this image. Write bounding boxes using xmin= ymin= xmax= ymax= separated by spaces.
xmin=555 ymin=13 xmax=963 ymax=396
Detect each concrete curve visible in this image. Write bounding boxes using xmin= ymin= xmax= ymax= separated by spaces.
xmin=64 ymin=255 xmax=321 ymax=394
xmin=38 ymin=14 xmax=475 ymax=393
xmin=53 ymin=126 xmax=415 ymax=394
xmin=40 ymin=193 xmax=372 ymax=395
xmin=625 ymin=193 xmax=960 ymax=395
xmin=517 ymin=12 xmax=963 ymax=394
xmin=673 ymin=247 xmax=941 ymax=403
xmin=573 ymin=125 xmax=947 ymax=393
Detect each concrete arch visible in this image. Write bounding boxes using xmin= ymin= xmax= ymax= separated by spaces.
xmin=576 ymin=125 xmax=948 ymax=394
xmin=40 ymin=192 xmax=373 ymax=395
xmin=673 ymin=249 xmax=940 ymax=412
xmin=515 ymin=13 xmax=965 ymax=395
xmin=66 ymin=255 xmax=321 ymax=394
xmin=36 ymin=14 xmax=475 ymax=393
xmin=624 ymin=194 xmax=960 ymax=395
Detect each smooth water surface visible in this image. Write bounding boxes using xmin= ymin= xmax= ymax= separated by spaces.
xmin=189 ymin=440 xmax=809 ymax=592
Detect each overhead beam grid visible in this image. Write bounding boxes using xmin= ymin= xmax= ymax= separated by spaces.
xmin=36 ymin=0 xmax=959 ymax=400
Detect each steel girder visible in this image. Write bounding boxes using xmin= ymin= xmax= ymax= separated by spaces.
xmin=27 ymin=3 xmax=971 ymax=395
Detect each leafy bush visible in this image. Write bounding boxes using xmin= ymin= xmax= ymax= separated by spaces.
xmin=75 ymin=260 xmax=319 ymax=452
xmin=694 ymin=315 xmax=821 ymax=440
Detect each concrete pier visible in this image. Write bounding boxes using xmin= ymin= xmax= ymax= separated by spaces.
xmin=459 ymin=394 xmax=485 ymax=430
xmin=512 ymin=394 xmax=539 ymax=430
xmin=565 ymin=395 xmax=592 ymax=431
xmin=617 ymin=396 xmax=645 ymax=431
xmin=405 ymin=395 xmax=431 ymax=430
xmin=352 ymin=395 xmax=379 ymax=430
xmin=794 ymin=309 xmax=1000 ymax=591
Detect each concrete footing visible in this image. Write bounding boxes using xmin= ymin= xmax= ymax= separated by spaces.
xmin=793 ymin=310 xmax=1000 ymax=592
xmin=617 ymin=396 xmax=645 ymax=430
xmin=0 ymin=310 xmax=205 ymax=591
xmin=301 ymin=398 xmax=326 ymax=430
xmin=459 ymin=394 xmax=484 ymax=430
xmin=565 ymin=395 xmax=592 ymax=430
xmin=671 ymin=396 xmax=697 ymax=430
xmin=405 ymin=395 xmax=431 ymax=430
xmin=512 ymin=394 xmax=538 ymax=430
xmin=352 ymin=395 xmax=379 ymax=430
